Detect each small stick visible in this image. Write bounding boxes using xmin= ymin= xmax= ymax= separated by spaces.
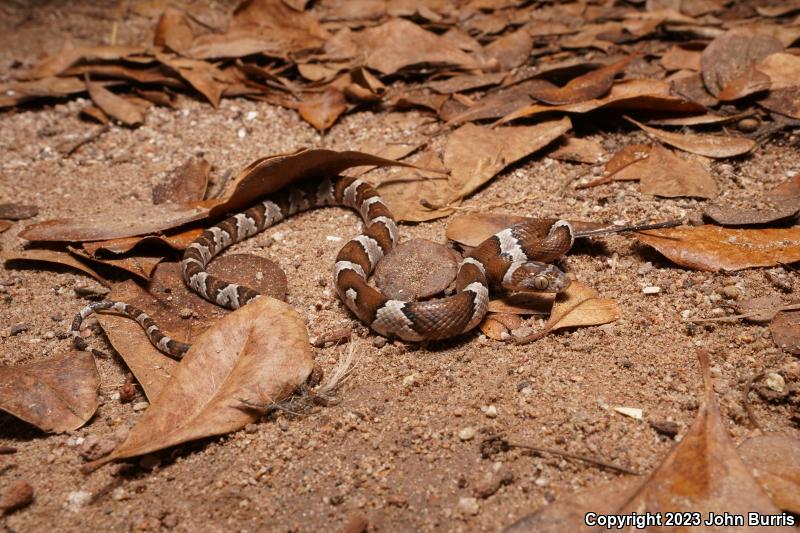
xmin=507 ymin=442 xmax=640 ymax=475
xmin=0 ymin=446 xmax=17 ymax=455
xmin=743 ymin=372 xmax=765 ymax=432
xmin=574 ymin=219 xmax=683 ymax=238
xmin=310 ymin=327 xmax=352 ymax=348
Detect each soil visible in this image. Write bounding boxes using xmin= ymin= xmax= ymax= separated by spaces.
xmin=1 ymin=2 xmax=799 ymax=532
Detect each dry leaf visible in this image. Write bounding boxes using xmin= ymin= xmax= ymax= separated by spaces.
xmin=770 ymin=311 xmax=800 ymax=355
xmin=155 ymin=54 xmax=228 ymax=106
xmin=701 ymin=28 xmax=784 ymax=97
xmin=637 ymin=225 xmax=800 ymax=271
xmin=154 ymin=7 xmax=193 ymax=54
xmin=514 ymin=281 xmax=619 ymax=343
xmin=82 ymin=229 xmax=203 ymax=256
xmin=528 ymin=55 xmax=633 ymax=105
xmin=1 ymin=250 xmax=108 ymax=285
xmin=548 ymin=137 xmax=605 ymax=164
xmin=505 ymin=350 xmax=793 ymax=532
xmin=0 ymin=351 xmax=99 ymax=433
xmin=85 ymin=77 xmax=144 ymax=126
xmin=498 ymin=79 xmax=704 ymax=124
xmin=487 ymin=293 xmax=553 ymax=316
xmin=152 ymin=157 xmax=210 ymax=205
xmin=428 ymin=72 xmax=507 ymax=94
xmin=373 ymin=239 xmax=459 ymax=300
xmin=86 ymin=295 xmax=314 ymax=467
xmin=479 ymin=313 xmax=524 ymax=340
xmin=0 ymin=204 xmax=38 ymax=220
xmin=0 ymin=221 xmax=11 ymax=233
xmin=739 ymin=434 xmax=800 ymax=513
xmin=30 ymin=45 xmax=145 ymax=79
xmin=760 ymin=87 xmax=800 ymax=119
xmin=446 ymin=213 xmax=529 ymax=247
xmin=66 ymin=246 xmax=162 ymax=281
xmin=483 ymin=29 xmax=534 ymax=70
xmin=445 ymin=118 xmax=572 ymax=204
xmin=636 ymin=145 xmax=718 ymax=199
xmin=660 ymin=45 xmax=702 ymax=72
xmin=626 ymin=116 xmax=755 ymax=158
xmin=297 ymin=86 xmax=348 ymax=131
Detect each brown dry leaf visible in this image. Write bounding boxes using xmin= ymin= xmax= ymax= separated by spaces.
xmin=660 ymin=45 xmax=702 ymax=72
xmin=548 ymin=137 xmax=605 ymax=164
xmin=0 ymin=221 xmax=11 ymax=233
xmin=757 ymin=52 xmax=800 ymax=90
xmin=718 ymin=67 xmax=772 ymax=102
xmin=770 ymin=311 xmax=800 ymax=355
xmin=428 ymin=72 xmax=507 ymax=94
xmin=701 ymin=28 xmax=784 ymax=97
xmin=487 ymin=293 xmax=554 ymax=316
xmin=83 ymin=229 xmax=203 ymax=256
xmin=760 ymin=87 xmax=800 ymax=119
xmin=739 ymin=434 xmax=800 ymax=513
xmin=67 ymin=246 xmax=162 ymax=281
xmin=85 ymin=77 xmax=143 ymax=126
xmin=626 ymin=116 xmax=755 ymax=158
xmin=479 ymin=313 xmax=524 ymax=341
xmin=376 ymin=150 xmax=453 ymax=222
xmin=373 ymin=239 xmax=459 ymax=300
xmin=445 ymin=118 xmax=572 ymax=204
xmin=647 ymin=111 xmax=755 ymax=127
xmin=605 ymin=143 xmax=653 ymax=176
xmin=505 ymin=350 xmax=792 ymax=532
xmin=498 ymin=79 xmax=704 ymax=124
xmin=635 ymin=145 xmax=718 ymax=199
xmin=672 ymin=71 xmax=720 ymax=107
xmin=86 ymin=295 xmax=314 ymax=467
xmin=0 ymin=77 xmax=110 ymax=108
xmin=343 ymin=67 xmax=386 ymax=102
xmin=1 ymin=250 xmax=108 ymax=285
xmin=30 ymin=44 xmax=145 ymax=79
xmin=483 ymin=29 xmax=534 ymax=71
xmin=155 ymin=54 xmax=228 ymax=107
xmin=154 ymin=7 xmax=193 ymax=55
xmin=528 ymin=55 xmax=633 ymax=105
xmin=734 ymin=295 xmax=790 ymax=324
xmin=0 ymin=204 xmax=38 ymax=220
xmin=348 ymin=18 xmax=478 ymax=74
xmin=0 ymin=351 xmax=99 ymax=433
xmin=514 ymin=281 xmax=619 ymax=343
xmin=704 ymin=196 xmax=800 ymax=226
xmin=298 ymin=87 xmax=348 ymax=131
xmin=21 ymin=149 xmax=413 ymax=242
xmin=232 ymin=0 xmax=328 ymax=40
xmin=756 ymin=1 xmax=800 ymax=17
xmin=152 ymin=157 xmax=211 ymax=205
xmin=637 ymin=225 xmax=800 ymax=271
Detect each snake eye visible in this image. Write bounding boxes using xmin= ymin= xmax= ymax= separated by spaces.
xmin=533 ymin=275 xmax=549 ymax=290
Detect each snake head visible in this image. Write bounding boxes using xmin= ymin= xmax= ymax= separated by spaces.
xmin=502 ymin=262 xmax=571 ymax=293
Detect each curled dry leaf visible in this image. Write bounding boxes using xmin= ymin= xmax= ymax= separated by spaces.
xmin=0 ymin=220 xmax=11 ymax=233
xmin=498 ymin=79 xmax=704 ymax=125
xmin=701 ymin=28 xmax=784 ymax=97
xmin=738 ymin=434 xmax=800 ymax=514
xmin=0 ymin=480 xmax=34 ymax=514
xmin=85 ymin=77 xmax=144 ymax=126
xmin=1 ymin=250 xmax=108 ymax=285
xmin=154 ymin=8 xmax=193 ymax=55
xmin=83 ymin=228 xmax=203 ymax=256
xmin=20 ymin=149 xmax=414 ymax=242
xmin=637 ymin=225 xmax=800 ymax=271
xmin=85 ymin=295 xmax=314 ymax=468
xmin=513 ymin=281 xmax=619 ymax=344
xmin=770 ymin=311 xmax=800 ymax=355
xmin=428 ymin=72 xmax=506 ymax=94
xmin=548 ymin=137 xmax=605 ymax=164
xmin=0 ymin=351 xmax=99 ymax=433
xmin=152 ymin=157 xmax=211 ymax=205
xmin=67 ymin=246 xmax=162 ymax=281
xmin=505 ymin=350 xmax=792 ymax=532
xmin=376 ymin=150 xmax=452 ymax=222
xmin=479 ymin=313 xmax=524 ymax=341
xmin=704 ymin=200 xmax=800 ymax=226
xmin=626 ymin=117 xmax=755 ymax=158
xmin=373 ymin=239 xmax=459 ymax=300
xmin=529 ymin=55 xmax=633 ymax=105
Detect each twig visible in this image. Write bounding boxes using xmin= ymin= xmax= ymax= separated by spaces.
xmin=574 ymin=219 xmax=683 ymax=238
xmin=58 ymin=125 xmax=110 ymax=157
xmin=742 ymin=372 xmax=765 ymax=432
xmin=508 ymin=442 xmax=640 ymax=475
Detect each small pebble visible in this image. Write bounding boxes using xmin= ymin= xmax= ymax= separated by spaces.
xmin=719 ymin=285 xmax=741 ymax=300
xmin=402 ymin=373 xmax=418 ymax=388
xmin=371 ymin=336 xmax=387 ymax=348
xmin=179 ymin=308 xmax=193 ymax=319
xmin=458 ymin=427 xmax=476 ymax=441
xmin=642 ymin=286 xmax=660 ymax=295
xmin=132 ymin=401 xmax=150 ymax=412
xmin=66 ymin=490 xmax=92 ymax=511
xmin=765 ymin=372 xmax=785 ymax=393
xmin=481 ymin=405 xmax=498 ymax=418
xmin=0 ymin=480 xmax=34 ymax=513
xmin=244 ymin=423 xmax=258 ymax=434
xmin=458 ymin=496 xmax=479 ymax=515
xmin=737 ymin=117 xmax=759 ymax=133
xmin=649 ymin=419 xmax=679 ymax=438
xmin=74 ymin=286 xmax=110 ymax=298
xmin=9 ymin=323 xmax=27 ymax=336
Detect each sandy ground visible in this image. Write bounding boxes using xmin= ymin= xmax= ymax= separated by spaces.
xmin=1 ymin=2 xmax=799 ymax=532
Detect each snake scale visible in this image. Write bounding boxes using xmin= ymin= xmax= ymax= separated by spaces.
xmin=71 ymin=175 xmax=574 ymax=358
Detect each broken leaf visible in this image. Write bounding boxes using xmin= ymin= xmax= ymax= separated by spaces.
xmin=0 ymin=204 xmax=38 ymax=220
xmin=637 ymin=225 xmax=800 ymax=271
xmin=479 ymin=313 xmax=524 ymax=341
xmin=85 ymin=77 xmax=144 ymax=126
xmin=297 ymin=86 xmax=348 ymax=131
xmin=0 ymin=351 xmax=99 ymax=433
xmin=1 ymin=250 xmax=108 ymax=285
xmin=738 ymin=434 xmax=800 ymax=513
xmin=528 ymin=55 xmax=633 ymax=105
xmin=152 ymin=157 xmax=211 ymax=205
xmin=770 ymin=311 xmax=800 ymax=355
xmin=701 ymin=28 xmax=784 ymax=97
xmin=636 ymin=145 xmax=718 ymax=199
xmin=86 ymin=295 xmax=314 ymax=467
xmin=548 ymin=137 xmax=605 ymax=164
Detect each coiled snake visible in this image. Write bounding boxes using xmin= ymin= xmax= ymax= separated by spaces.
xmin=71 ymin=175 xmax=575 ymax=358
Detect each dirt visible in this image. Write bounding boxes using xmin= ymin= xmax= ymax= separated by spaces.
xmin=1 ymin=2 xmax=799 ymax=532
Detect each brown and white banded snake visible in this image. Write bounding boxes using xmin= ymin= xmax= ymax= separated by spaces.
xmin=71 ymin=175 xmax=672 ymax=358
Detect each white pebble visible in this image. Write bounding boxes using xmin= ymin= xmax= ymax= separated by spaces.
xmin=326 ymin=235 xmax=343 ymax=242
xmin=132 ymin=401 xmax=150 ymax=411
xmin=245 ymin=111 xmax=258 ymax=121
xmin=481 ymin=405 xmax=498 ymax=418
xmin=237 ymin=128 xmax=247 ymax=139
xmin=66 ymin=491 xmax=92 ymax=511
xmin=642 ymin=286 xmax=661 ymax=295
xmin=458 ymin=427 xmax=476 ymax=441
xmin=458 ymin=497 xmax=479 ymax=515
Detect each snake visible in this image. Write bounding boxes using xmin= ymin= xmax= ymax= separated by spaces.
xmin=70 ymin=175 xmax=574 ymax=358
